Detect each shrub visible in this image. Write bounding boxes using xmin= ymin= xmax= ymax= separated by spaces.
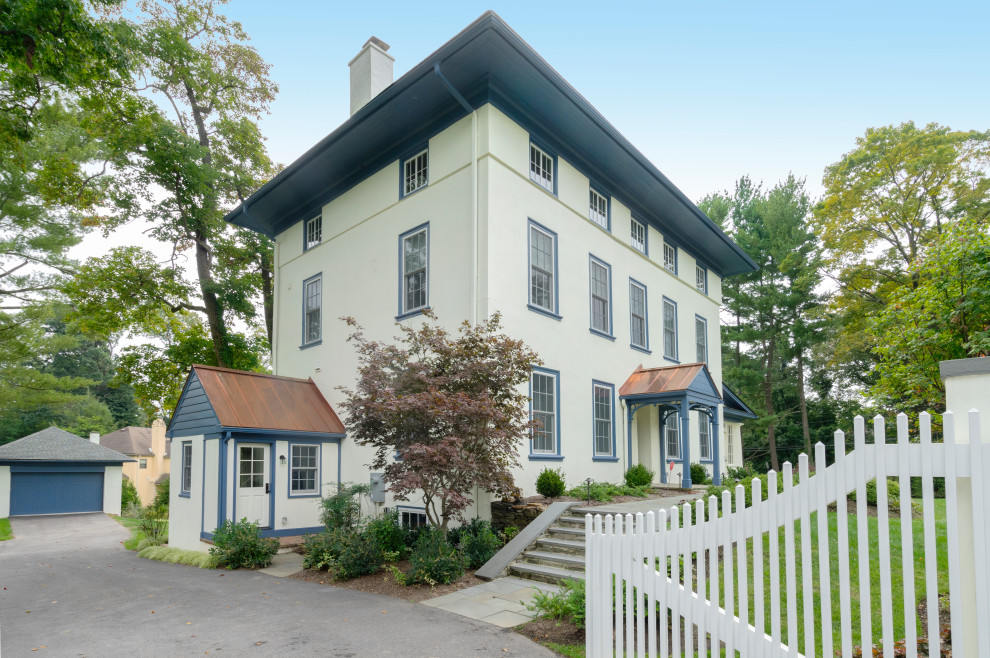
xmin=408 ymin=527 xmax=465 ymax=585
xmin=333 ymin=530 xmax=387 ymax=580
xmin=319 ymin=482 xmax=369 ymax=531
xmin=690 ymin=462 xmax=709 ymax=485
xmin=139 ymin=502 xmax=168 ymax=546
xmin=528 ymin=577 xmax=586 ymax=629
xmin=457 ymin=520 xmax=502 ymax=569
xmin=364 ymin=510 xmax=407 ymax=555
xmin=535 ymin=467 xmax=566 ymax=499
xmin=726 ymin=464 xmax=757 ymax=483
xmin=209 ymin=518 xmax=279 ymax=569
xmin=564 ymin=481 xmax=649 ymax=502
xmin=121 ymin=500 xmax=143 ymax=519
xmin=910 ymin=476 xmax=946 ymax=499
xmin=153 ymin=477 xmax=169 ymax=511
xmin=849 ymin=478 xmax=902 ymax=512
xmin=303 ymin=528 xmax=347 ymax=570
xmin=624 ymin=463 xmax=655 ymax=488
xmin=121 ymin=478 xmax=141 ymax=509
xmin=500 ymin=526 xmax=520 ymax=543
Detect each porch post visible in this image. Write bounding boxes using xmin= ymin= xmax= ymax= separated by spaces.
xmin=711 ymin=406 xmax=721 ymax=486
xmin=680 ymin=398 xmax=692 ymax=488
xmin=659 ymin=407 xmax=667 ymax=484
xmin=626 ymin=402 xmax=634 ymax=473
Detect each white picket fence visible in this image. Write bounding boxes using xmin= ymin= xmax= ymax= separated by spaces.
xmin=585 ymin=411 xmax=990 ymax=657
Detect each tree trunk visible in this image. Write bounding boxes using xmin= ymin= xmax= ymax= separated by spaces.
xmin=764 ymin=332 xmax=779 ymax=471
xmin=797 ymin=347 xmax=812 ymax=468
xmin=260 ymin=248 xmax=274 ymax=347
xmin=194 ymin=227 xmax=227 ymax=367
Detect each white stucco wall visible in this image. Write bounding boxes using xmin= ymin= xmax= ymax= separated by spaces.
xmin=270 ymin=103 xmax=739 ymax=511
xmin=169 ymin=435 xmax=207 ymax=552
xmin=0 ymin=465 xmax=9 ymax=518
xmin=102 ymin=465 xmax=123 ymax=515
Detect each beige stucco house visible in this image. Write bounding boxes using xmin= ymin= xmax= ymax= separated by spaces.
xmin=99 ymin=419 xmax=170 ymax=505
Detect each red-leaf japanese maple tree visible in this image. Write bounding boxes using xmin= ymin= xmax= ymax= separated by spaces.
xmin=339 ymin=311 xmax=541 ymax=534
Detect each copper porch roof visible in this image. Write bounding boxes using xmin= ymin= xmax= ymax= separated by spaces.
xmin=192 ymin=365 xmax=346 ymax=434
xmin=618 ymin=363 xmax=721 ymax=399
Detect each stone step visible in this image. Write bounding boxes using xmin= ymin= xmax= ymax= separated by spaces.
xmin=555 ymin=515 xmax=586 ymax=526
xmin=547 ymin=525 xmax=585 ymax=538
xmin=508 ymin=561 xmax=585 ymax=585
xmin=535 ymin=537 xmax=585 ymax=554
xmin=521 ymin=550 xmax=585 ymax=568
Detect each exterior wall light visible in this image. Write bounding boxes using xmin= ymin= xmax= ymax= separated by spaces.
xmin=279 ymin=455 xmax=287 ymax=465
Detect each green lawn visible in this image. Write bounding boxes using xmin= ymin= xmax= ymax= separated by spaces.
xmin=0 ymin=517 xmax=12 ymax=541
xmin=113 ymin=515 xmax=147 ymax=550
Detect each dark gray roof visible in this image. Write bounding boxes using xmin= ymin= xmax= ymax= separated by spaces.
xmin=99 ymin=426 xmax=152 ymax=456
xmin=0 ymin=426 xmax=133 ymax=462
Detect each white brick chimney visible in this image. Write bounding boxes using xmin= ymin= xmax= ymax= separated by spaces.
xmin=348 ymin=36 xmax=394 ymax=115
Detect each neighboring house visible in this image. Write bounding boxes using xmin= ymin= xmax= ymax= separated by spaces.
xmin=0 ymin=427 xmax=132 ymax=517
xmin=170 ymin=12 xmax=757 ymax=545
xmin=167 ymin=366 xmax=345 ymax=550
xmin=98 ymin=419 xmax=170 ymax=505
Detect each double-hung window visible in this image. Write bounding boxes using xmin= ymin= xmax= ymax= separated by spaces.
xmin=303 ymin=274 xmax=322 ymax=346
xmin=589 ymin=257 xmax=611 ymax=336
xmin=592 ymin=382 xmax=614 ymax=457
xmin=139 ymin=458 xmax=148 ymax=469
xmin=305 ymin=216 xmax=322 ymax=250
xmin=531 ymin=369 xmax=559 ymax=456
xmin=663 ymin=298 xmax=677 ymax=360
xmin=631 ymin=218 xmax=647 ymax=253
xmin=696 ymin=265 xmax=707 ymax=293
xmin=181 ymin=442 xmax=192 ymax=494
xmin=629 ymin=280 xmax=648 ymax=350
xmin=290 ymin=444 xmax=319 ymax=495
xmin=699 ymin=413 xmax=711 ymax=460
xmin=589 ymin=188 xmax=608 ymax=229
xmin=696 ymin=316 xmax=708 ymax=363
xmin=529 ymin=222 xmax=557 ymax=314
xmin=663 ymin=242 xmax=677 ymax=273
xmin=403 ymin=149 xmax=428 ymax=195
xmin=530 ymin=143 xmax=554 ymax=192
xmin=665 ymin=420 xmax=680 ymax=460
xmin=400 ymin=225 xmax=429 ymax=316
xmin=726 ymin=426 xmax=735 ymax=465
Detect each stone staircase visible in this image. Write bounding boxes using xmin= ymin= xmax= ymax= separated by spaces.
xmin=506 ymin=507 xmax=589 ymax=585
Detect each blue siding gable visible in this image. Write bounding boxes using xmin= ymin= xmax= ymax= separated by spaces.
xmin=168 ymin=370 xmax=221 ymax=438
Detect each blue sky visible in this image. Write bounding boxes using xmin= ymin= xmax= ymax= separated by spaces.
xmin=226 ymin=0 xmax=989 ymax=202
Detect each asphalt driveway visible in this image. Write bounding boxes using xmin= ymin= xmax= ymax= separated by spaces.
xmin=0 ymin=514 xmax=553 ymax=657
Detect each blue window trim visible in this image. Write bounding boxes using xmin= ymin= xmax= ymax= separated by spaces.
xmin=397 ymin=222 xmax=430 ymax=320
xmin=630 ymin=216 xmax=649 ymax=256
xmin=629 ymin=277 xmax=650 ymax=353
xmin=695 ymin=263 xmax=709 ymax=295
xmin=398 ymin=143 xmax=429 ymax=199
xmin=300 ymin=272 xmax=322 ymax=349
xmin=695 ymin=314 xmax=709 ymax=364
xmin=179 ymin=441 xmax=192 ymax=497
xmin=287 ymin=443 xmax=321 ymax=498
xmin=528 ymin=136 xmax=558 ymax=196
xmin=588 ymin=254 xmax=613 ymax=340
xmin=527 ymin=219 xmax=560 ymax=318
xmin=588 ymin=184 xmax=611 ymax=232
xmin=302 ymin=215 xmax=322 ymax=253
xmin=662 ymin=296 xmax=679 ymax=363
xmin=591 ymin=380 xmax=617 ymax=461
xmin=662 ymin=240 xmax=679 ymax=276
xmin=529 ymin=366 xmax=562 ymax=460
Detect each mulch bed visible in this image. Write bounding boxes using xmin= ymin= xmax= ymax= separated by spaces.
xmin=289 ymin=560 xmax=485 ymax=603
xmin=515 ymin=617 xmax=584 ymax=647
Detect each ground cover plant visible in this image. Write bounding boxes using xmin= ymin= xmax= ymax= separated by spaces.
xmin=138 ymin=545 xmax=219 ymax=569
xmin=564 ymin=481 xmax=650 ymax=503
xmin=209 ymin=518 xmax=279 ymax=569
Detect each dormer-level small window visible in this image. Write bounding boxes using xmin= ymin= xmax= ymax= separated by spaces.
xmin=696 ymin=265 xmax=707 ymax=294
xmin=305 ymin=216 xmax=322 ymax=250
xmin=631 ymin=218 xmax=646 ymax=253
xmin=663 ymin=242 xmax=677 ymax=273
xmin=403 ymin=149 xmax=428 ymax=195
xmin=589 ymin=188 xmax=608 ymax=230
xmin=530 ymin=144 xmax=553 ymax=192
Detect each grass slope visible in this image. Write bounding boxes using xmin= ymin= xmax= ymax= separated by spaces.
xmin=0 ymin=518 xmax=12 ymax=541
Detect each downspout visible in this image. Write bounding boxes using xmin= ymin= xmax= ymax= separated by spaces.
xmin=433 ymin=63 xmax=478 ymax=323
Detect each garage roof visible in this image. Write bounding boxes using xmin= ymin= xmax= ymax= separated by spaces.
xmin=0 ymin=427 xmax=132 ymax=462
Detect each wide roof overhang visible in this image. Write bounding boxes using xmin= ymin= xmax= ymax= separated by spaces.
xmin=227 ymin=11 xmax=756 ymax=278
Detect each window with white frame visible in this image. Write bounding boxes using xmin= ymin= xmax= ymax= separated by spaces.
xmin=290 ymin=444 xmax=318 ymax=494
xmin=181 ymin=442 xmax=192 ymax=494
xmin=589 ymin=188 xmax=608 ymax=229
xmin=529 ymin=224 xmax=556 ymax=312
xmin=401 ymin=226 xmax=428 ymax=314
xmin=403 ymin=149 xmax=428 ymax=195
xmin=531 ymin=370 xmax=557 ymax=454
xmin=305 ymin=216 xmax=322 ymax=250
xmin=699 ymin=412 xmax=711 ymax=460
xmin=696 ymin=316 xmax=708 ymax=363
xmin=590 ymin=258 xmax=611 ymax=334
xmin=593 ymin=383 xmax=613 ymax=456
xmin=663 ymin=242 xmax=677 ymax=273
xmin=629 ymin=281 xmax=647 ymax=350
xmin=530 ymin=143 xmax=553 ymax=192
xmin=663 ymin=298 xmax=677 ymax=360
xmin=665 ymin=420 xmax=680 ymax=460
xmin=398 ymin=507 xmax=429 ymax=528
xmin=696 ymin=264 xmax=707 ymax=293
xmin=139 ymin=458 xmax=148 ymax=469
xmin=631 ymin=218 xmax=646 ymax=253
xmin=303 ymin=275 xmax=321 ymax=345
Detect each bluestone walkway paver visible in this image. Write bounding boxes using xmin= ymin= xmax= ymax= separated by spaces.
xmin=423 ymin=576 xmax=560 ymax=628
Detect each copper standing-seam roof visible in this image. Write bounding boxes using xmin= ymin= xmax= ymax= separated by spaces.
xmin=192 ymin=365 xmax=346 ymax=435
xmin=618 ymin=363 xmax=720 ymax=398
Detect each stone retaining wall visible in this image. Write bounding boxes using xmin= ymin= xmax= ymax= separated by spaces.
xmin=490 ymin=500 xmax=547 ymax=532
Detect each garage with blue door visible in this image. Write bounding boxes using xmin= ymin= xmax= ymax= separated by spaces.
xmin=0 ymin=427 xmax=132 ymax=517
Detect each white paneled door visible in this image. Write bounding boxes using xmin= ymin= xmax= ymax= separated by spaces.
xmin=236 ymin=443 xmax=270 ymax=527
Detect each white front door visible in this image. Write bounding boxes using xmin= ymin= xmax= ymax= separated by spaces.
xmin=236 ymin=443 xmax=270 ymax=527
